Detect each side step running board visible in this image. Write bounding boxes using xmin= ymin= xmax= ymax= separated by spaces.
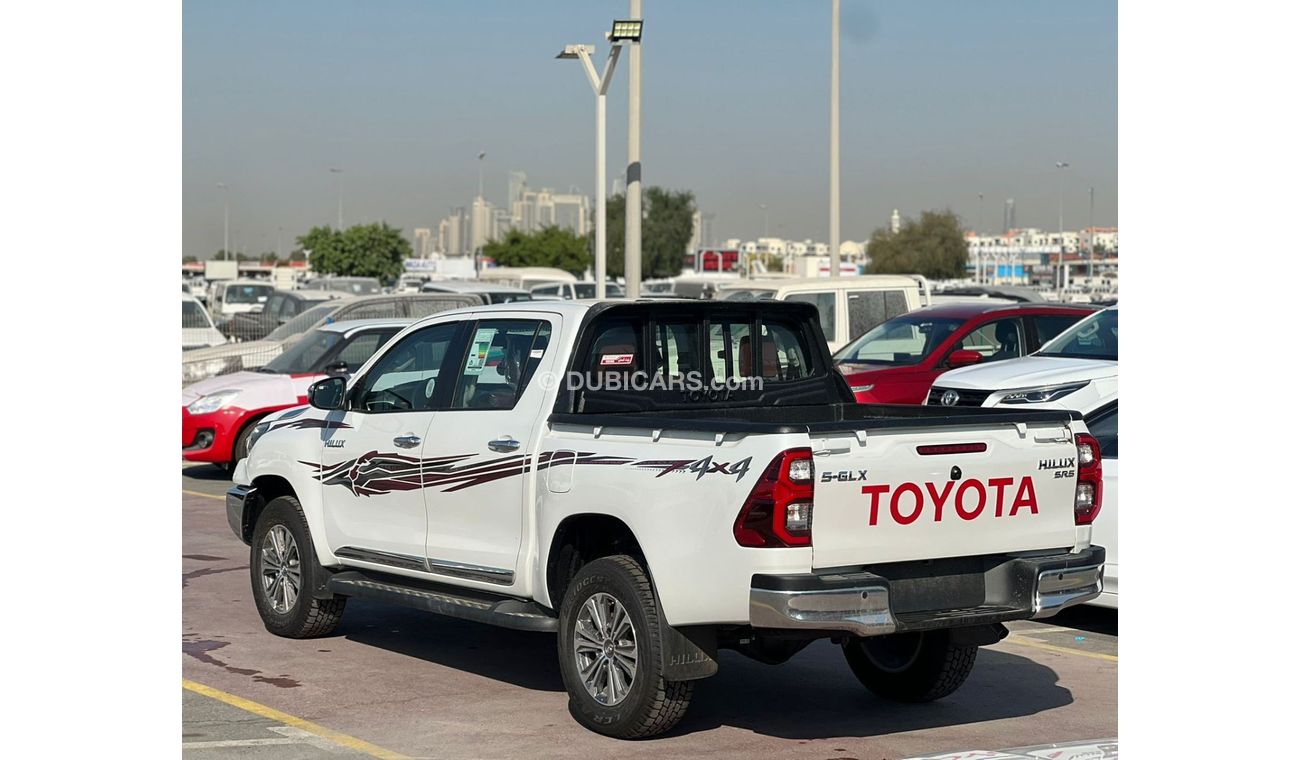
xmin=326 ymin=569 xmax=558 ymax=633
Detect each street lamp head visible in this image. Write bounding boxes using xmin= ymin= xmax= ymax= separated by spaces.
xmin=609 ymin=19 xmax=643 ymax=43
xmin=329 ymin=167 xmax=342 ymax=174
xmin=1055 ymin=162 xmax=1070 ymax=169
xmin=556 ymin=44 xmax=595 ymax=59
xmin=478 ymin=151 xmax=487 ymax=160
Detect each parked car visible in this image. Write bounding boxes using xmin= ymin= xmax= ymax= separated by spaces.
xmin=228 ymin=299 xmax=1104 ymax=738
xmin=925 ymin=306 xmax=1118 ymax=411
xmin=180 ymin=293 xmax=480 ymax=384
xmin=833 ymin=303 xmax=1097 ymax=404
xmin=421 ymin=280 xmax=534 ymax=304
xmin=304 ymin=277 xmax=383 ymax=296
xmin=1084 ymin=400 xmax=1118 ymax=608
xmin=184 ymin=319 xmax=410 ymax=471
xmin=182 ymin=293 xmax=226 ymax=350
xmin=222 ymin=290 xmax=340 ymax=342
xmin=926 ymin=307 xmax=1119 ymax=608
xmin=530 ymin=281 xmax=625 ymax=300
xmin=209 ymin=280 xmax=274 ymax=319
xmin=717 ymin=275 xmax=932 ymax=352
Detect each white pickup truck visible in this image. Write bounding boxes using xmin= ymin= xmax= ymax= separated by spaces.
xmin=227 ymin=300 xmax=1105 ymax=738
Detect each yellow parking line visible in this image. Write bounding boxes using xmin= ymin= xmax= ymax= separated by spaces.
xmin=1004 ymin=634 xmax=1118 ymax=663
xmin=182 ymin=489 xmax=225 ymax=501
xmin=182 ymin=679 xmax=410 ymax=759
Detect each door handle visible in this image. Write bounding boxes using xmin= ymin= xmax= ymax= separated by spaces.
xmin=393 ymin=434 xmax=422 ymax=449
xmin=488 ymin=437 xmax=521 ymax=453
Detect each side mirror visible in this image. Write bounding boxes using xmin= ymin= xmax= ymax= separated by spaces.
xmin=947 ymin=349 xmax=984 ymax=368
xmin=308 ymin=376 xmax=347 ymax=410
xmin=323 ymin=360 xmax=350 ymax=376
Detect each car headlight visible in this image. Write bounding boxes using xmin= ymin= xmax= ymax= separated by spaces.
xmin=850 ymin=384 xmax=875 ymax=394
xmin=246 ymin=420 xmax=272 ymax=452
xmin=187 ymin=389 xmax=241 ymax=414
xmin=999 ymin=382 xmax=1088 ymax=404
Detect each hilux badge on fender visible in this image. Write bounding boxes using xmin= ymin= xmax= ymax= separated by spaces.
xmin=940 ymin=389 xmax=959 ymax=406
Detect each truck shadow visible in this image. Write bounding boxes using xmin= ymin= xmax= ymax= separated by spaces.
xmin=340 ymin=602 xmax=1075 ymax=740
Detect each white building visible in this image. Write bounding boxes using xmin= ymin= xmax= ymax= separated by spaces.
xmin=413 ymin=228 xmax=433 ymax=259
xmin=471 ymin=197 xmax=494 ymax=253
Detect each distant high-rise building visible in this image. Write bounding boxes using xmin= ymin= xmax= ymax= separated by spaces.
xmin=413 ymin=228 xmax=433 ymax=259
xmin=700 ymin=212 xmax=715 ymax=249
xmin=551 ymin=193 xmax=590 ymax=237
xmin=1003 ymin=199 xmax=1016 ymax=233
xmin=611 ymin=173 xmax=626 ymax=197
xmin=445 ymin=206 xmax=467 ymax=256
xmin=471 ymin=197 xmax=494 ymax=253
xmin=688 ymin=211 xmax=702 ymax=253
xmin=890 ymin=209 xmax=901 ymax=235
xmin=508 ymin=171 xmax=528 ymax=210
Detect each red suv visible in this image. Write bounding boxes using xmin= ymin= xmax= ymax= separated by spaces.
xmin=833 ymin=302 xmax=1097 ymax=404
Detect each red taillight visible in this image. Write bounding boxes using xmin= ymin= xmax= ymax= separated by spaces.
xmin=916 ymin=442 xmax=988 ymax=456
xmin=734 ymin=448 xmax=814 ymax=547
xmin=1074 ymin=433 xmax=1103 ymax=525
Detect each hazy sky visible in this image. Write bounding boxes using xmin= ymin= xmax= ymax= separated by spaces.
xmin=183 ymin=0 xmax=1116 ymax=256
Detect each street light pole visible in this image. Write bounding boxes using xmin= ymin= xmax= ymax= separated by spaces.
xmin=1055 ymin=161 xmax=1069 ymax=292
xmin=829 ymin=0 xmax=841 ymax=279
xmin=329 ymin=168 xmax=344 ymax=229
xmin=558 ymin=43 xmax=623 ymax=299
xmin=1087 ymin=186 xmax=1095 ymax=281
xmin=217 ymin=182 xmax=229 ymax=259
xmin=477 ymin=152 xmax=486 ymax=200
xmin=625 ymin=0 xmax=643 ymax=299
xmin=977 ymin=192 xmax=984 ymax=284
xmin=760 ymin=203 xmax=768 ymax=237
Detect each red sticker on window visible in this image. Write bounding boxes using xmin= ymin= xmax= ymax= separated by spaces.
xmin=599 ymin=353 xmax=635 ymax=366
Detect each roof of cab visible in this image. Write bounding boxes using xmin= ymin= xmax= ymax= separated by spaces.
xmin=900 ymin=301 xmax=1100 ymax=320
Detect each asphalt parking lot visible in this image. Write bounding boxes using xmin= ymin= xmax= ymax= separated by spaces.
xmin=182 ymin=464 xmax=1117 ymax=759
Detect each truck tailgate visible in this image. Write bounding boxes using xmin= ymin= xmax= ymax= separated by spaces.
xmin=810 ymin=421 xmax=1079 ymax=569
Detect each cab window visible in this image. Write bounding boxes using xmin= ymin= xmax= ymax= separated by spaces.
xmin=450 ymin=320 xmax=552 ymax=410
xmin=355 ymin=323 xmax=459 ymax=412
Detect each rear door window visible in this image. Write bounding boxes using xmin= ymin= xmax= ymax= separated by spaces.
xmin=449 ymin=320 xmax=552 ymax=410
xmin=847 ymin=289 xmax=910 ymax=340
xmin=341 ymin=299 xmax=399 ymax=320
xmin=787 ymin=291 xmax=836 ymax=340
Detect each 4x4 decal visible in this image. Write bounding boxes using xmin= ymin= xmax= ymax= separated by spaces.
xmin=305 ymin=450 xmax=753 ymax=496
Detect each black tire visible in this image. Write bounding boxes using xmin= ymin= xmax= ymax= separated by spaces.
xmin=225 ymin=420 xmax=257 ymax=474
xmin=557 ymin=555 xmax=693 ymax=739
xmin=250 ymin=495 xmax=346 ymax=638
xmin=842 ymin=629 xmax=978 ymax=702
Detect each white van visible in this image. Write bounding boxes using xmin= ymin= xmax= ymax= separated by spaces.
xmin=209 ymin=280 xmax=274 ymax=318
xmin=716 ymin=275 xmax=931 ymax=351
xmin=477 ymin=267 xmax=578 ymax=291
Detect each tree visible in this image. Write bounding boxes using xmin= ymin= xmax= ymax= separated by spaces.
xmin=182 ymin=255 xmax=198 ymax=264
xmin=602 ymin=187 xmax=696 ymax=280
xmin=298 ymin=223 xmax=410 ymax=279
xmin=482 ymin=226 xmax=591 ymax=276
xmin=866 ymin=209 xmax=969 ymax=279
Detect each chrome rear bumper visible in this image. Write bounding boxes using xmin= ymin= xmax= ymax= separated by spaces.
xmin=749 ymin=546 xmax=1104 ymax=638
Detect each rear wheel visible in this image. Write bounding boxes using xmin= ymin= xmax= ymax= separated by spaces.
xmin=557 ymin=555 xmax=693 ymax=738
xmin=842 ymin=629 xmax=977 ymax=702
xmin=250 ymin=496 xmax=345 ymax=638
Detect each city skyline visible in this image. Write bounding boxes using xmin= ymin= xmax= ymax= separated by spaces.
xmin=183 ymin=0 xmax=1116 ymax=257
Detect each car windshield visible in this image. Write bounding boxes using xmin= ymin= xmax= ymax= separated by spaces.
xmin=182 ymin=301 xmax=211 ymax=329
xmin=267 ymin=302 xmax=337 ymax=341
xmin=260 ymin=329 xmax=344 ymax=374
xmin=1037 ymin=308 xmax=1118 ymax=360
xmin=225 ymin=284 xmax=273 ymax=303
xmin=834 ymin=315 xmax=965 ymax=366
